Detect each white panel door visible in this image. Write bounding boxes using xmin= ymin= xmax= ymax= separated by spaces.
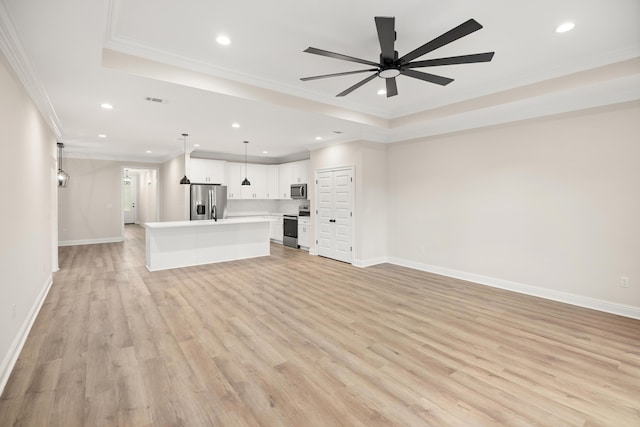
xmin=316 ymin=168 xmax=353 ymax=263
xmin=317 ymin=171 xmax=334 ymax=257
xmin=332 ymin=169 xmax=353 ymax=263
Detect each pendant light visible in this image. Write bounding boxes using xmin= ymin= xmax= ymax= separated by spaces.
xmin=57 ymin=142 xmax=70 ymax=188
xmin=241 ymin=140 xmax=251 ymax=186
xmin=179 ymin=133 xmax=191 ymax=185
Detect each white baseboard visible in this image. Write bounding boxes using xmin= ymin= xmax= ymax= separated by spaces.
xmin=58 ymin=237 xmax=124 ymax=247
xmin=309 ymin=248 xmax=317 ymax=256
xmin=387 ymin=257 xmax=640 ymax=320
xmin=353 ymin=256 xmax=388 ymax=268
xmin=0 ymin=274 xmax=54 ymax=395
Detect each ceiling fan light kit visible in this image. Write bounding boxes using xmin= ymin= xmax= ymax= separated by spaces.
xmin=301 ymin=17 xmax=495 ymax=97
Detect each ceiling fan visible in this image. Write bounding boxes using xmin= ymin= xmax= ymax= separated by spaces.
xmin=300 ymin=17 xmax=494 ymax=97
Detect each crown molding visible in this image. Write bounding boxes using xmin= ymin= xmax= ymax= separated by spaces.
xmin=0 ymin=1 xmax=64 ymax=138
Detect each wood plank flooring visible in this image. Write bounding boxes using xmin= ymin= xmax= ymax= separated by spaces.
xmin=1 ymin=224 xmax=639 ymax=426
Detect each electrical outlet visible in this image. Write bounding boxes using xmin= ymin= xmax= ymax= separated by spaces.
xmin=620 ymin=276 xmax=630 ymax=288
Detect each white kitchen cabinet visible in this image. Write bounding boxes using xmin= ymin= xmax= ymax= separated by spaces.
xmin=298 ymin=217 xmax=310 ymax=249
xmin=189 ymin=158 xmax=226 ymax=184
xmin=225 ymin=162 xmax=243 ymax=199
xmin=278 ymin=163 xmax=292 ymax=199
xmin=226 ymin=160 xmax=309 ymax=200
xmin=226 ymin=162 xmax=269 ymax=199
xmin=247 ymin=164 xmax=268 ymax=199
xmin=267 ymin=165 xmax=279 ymax=199
xmin=270 ymin=216 xmax=283 ymax=242
xmin=278 ymin=160 xmax=309 ymax=199
xmin=291 ymin=160 xmax=309 ymax=184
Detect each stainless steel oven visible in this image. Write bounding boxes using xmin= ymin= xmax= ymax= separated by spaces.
xmin=283 ymin=215 xmax=298 ymax=248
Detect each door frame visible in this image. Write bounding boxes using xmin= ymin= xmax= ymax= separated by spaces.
xmin=123 ymin=173 xmax=137 ymax=224
xmin=313 ymin=165 xmax=355 ymax=264
xmin=120 ymin=166 xmax=160 ymax=240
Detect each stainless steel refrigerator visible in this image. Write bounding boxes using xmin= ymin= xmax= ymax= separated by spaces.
xmin=190 ymin=184 xmax=227 ymax=221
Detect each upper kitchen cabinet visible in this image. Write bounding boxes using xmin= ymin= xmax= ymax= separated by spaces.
xmin=278 ymin=163 xmax=292 ymax=199
xmin=267 ymin=165 xmax=279 ymax=200
xmin=189 ymin=158 xmax=226 ymax=184
xmin=292 ymin=160 xmax=309 ymax=184
xmin=225 ymin=162 xmax=243 ymax=199
xmin=278 ymin=160 xmax=310 ymax=198
xmin=226 ymin=162 xmax=268 ymax=199
xmin=245 ymin=164 xmax=268 ymax=199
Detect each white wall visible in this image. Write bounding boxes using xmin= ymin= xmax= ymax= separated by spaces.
xmin=134 ymin=168 xmax=158 ymax=225
xmin=310 ymin=141 xmax=387 ymax=266
xmin=58 ymin=159 xmax=160 ymax=245
xmin=0 ymin=51 xmax=56 ymax=391
xmin=58 ymin=158 xmax=122 ymax=244
xmin=387 ymin=102 xmax=640 ymax=313
xmin=159 ymin=154 xmax=189 ymax=221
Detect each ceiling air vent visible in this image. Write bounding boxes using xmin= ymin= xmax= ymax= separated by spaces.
xmin=145 ymin=97 xmax=166 ymax=103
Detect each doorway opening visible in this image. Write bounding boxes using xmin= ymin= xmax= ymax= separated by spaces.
xmin=120 ymin=166 xmax=160 ymax=239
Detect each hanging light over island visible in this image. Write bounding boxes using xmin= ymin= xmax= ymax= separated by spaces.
xmin=179 ymin=133 xmax=191 ymax=185
xmin=242 ymin=140 xmax=251 ymax=186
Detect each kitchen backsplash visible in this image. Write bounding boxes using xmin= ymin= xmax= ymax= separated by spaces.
xmin=227 ymin=199 xmax=308 ymax=216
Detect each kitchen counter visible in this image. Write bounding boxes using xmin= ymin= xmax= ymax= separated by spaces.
xmin=145 ymin=218 xmax=270 ymax=271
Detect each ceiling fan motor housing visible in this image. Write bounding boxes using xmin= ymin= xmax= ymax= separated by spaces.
xmin=378 ymin=51 xmax=400 ymax=78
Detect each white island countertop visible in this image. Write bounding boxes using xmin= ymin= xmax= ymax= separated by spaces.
xmin=145 ymin=218 xmax=270 ymax=271
xmin=145 ymin=217 xmax=270 ymax=229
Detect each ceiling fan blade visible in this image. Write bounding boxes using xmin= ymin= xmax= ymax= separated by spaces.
xmin=399 ymin=19 xmax=483 ymax=63
xmin=304 ymin=47 xmax=379 ymax=67
xmin=400 ymin=69 xmax=454 ymax=86
xmin=385 ymin=77 xmax=398 ymax=97
xmin=405 ymin=52 xmax=495 ymax=68
xmin=301 ymin=68 xmax=379 ymax=81
xmin=336 ymin=73 xmax=378 ymax=97
xmin=375 ymin=17 xmax=396 ymax=62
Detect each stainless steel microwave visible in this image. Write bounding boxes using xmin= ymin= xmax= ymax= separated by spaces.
xmin=291 ymin=183 xmax=307 ymax=199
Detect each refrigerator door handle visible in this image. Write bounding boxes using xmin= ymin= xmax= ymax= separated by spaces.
xmin=208 ymin=189 xmax=213 ymax=220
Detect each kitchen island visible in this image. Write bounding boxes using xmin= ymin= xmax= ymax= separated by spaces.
xmin=145 ymin=218 xmax=270 ymax=271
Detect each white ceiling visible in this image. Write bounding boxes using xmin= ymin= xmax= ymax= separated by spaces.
xmin=1 ymin=0 xmax=639 ymax=163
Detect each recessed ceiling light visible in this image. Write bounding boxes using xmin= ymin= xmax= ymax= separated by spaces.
xmin=232 ymin=123 xmax=240 ymax=128
xmin=216 ymin=35 xmax=231 ymax=45
xmin=315 ymin=136 xmax=322 ymax=141
xmin=556 ymin=22 xmax=575 ymax=33
xmin=262 ymin=150 xmax=269 ymax=154
xmin=194 ymin=144 xmax=200 ymax=147
xmin=146 ymin=150 xmax=152 ymax=154
xmin=100 ymin=103 xmax=113 ymax=109
xmin=98 ymin=134 xmax=107 ymax=138
xmin=377 ymin=89 xmax=386 ymax=95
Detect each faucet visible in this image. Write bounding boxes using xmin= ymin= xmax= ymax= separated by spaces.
xmin=212 ymin=205 xmax=217 ymax=221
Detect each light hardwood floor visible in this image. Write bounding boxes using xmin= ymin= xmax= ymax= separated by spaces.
xmin=1 ymin=224 xmax=639 ymax=426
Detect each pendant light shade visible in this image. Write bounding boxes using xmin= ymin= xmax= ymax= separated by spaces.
xmin=241 ymin=140 xmax=251 ymax=186
xmin=57 ymin=142 xmax=70 ymax=188
xmin=180 ymin=133 xmax=191 ymax=185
